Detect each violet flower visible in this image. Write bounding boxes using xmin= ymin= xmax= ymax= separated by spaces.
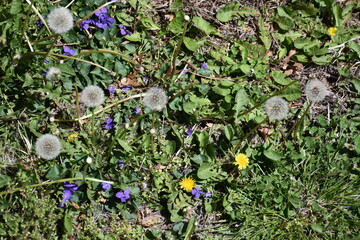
xmin=101 ymin=182 xmax=111 ymax=190
xmin=108 ymin=85 xmax=116 ymax=94
xmin=105 ymin=118 xmax=116 ymax=130
xmin=119 ymin=25 xmax=132 ymax=35
xmin=191 ymin=186 xmax=203 ymax=198
xmin=119 ymin=160 xmax=125 ymax=168
xmin=134 ymin=107 xmax=141 ymax=115
xmin=60 ymin=182 xmax=78 ymax=207
xmin=201 ymin=62 xmax=208 ymax=69
xmin=185 ymin=126 xmax=194 ymax=137
xmin=116 ymin=189 xmax=130 ymax=202
xmin=121 ymin=86 xmax=132 ymax=91
xmin=203 ymin=192 xmax=212 ymax=198
xmin=63 ymin=46 xmax=75 ymax=56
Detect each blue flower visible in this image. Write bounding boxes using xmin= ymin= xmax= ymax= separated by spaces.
xmin=63 ymin=46 xmax=75 ymax=56
xmin=201 ymin=62 xmax=208 ymax=69
xmin=134 ymin=107 xmax=141 ymax=115
xmin=191 ymin=186 xmax=203 ymax=198
xmin=80 ymin=20 xmax=93 ymax=31
xmin=116 ymin=189 xmax=130 ymax=202
xmin=94 ymin=8 xmax=114 ymax=30
xmin=105 ymin=118 xmax=116 ymax=130
xmin=203 ymin=192 xmax=212 ymax=198
xmin=119 ymin=160 xmax=125 ymax=168
xmin=182 ymin=68 xmax=188 ymax=74
xmin=121 ymin=86 xmax=132 ymax=91
xmin=119 ymin=25 xmax=132 ymax=35
xmin=60 ymin=182 xmax=78 ymax=207
xmin=101 ymin=182 xmax=111 ymax=190
xmin=37 ymin=15 xmax=45 ymax=29
xmin=63 ymin=182 xmax=79 ymax=192
xmin=185 ymin=126 xmax=194 ymax=137
xmin=108 ymin=85 xmax=116 ymax=94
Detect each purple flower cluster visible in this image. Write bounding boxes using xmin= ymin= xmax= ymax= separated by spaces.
xmin=108 ymin=85 xmax=116 ymax=94
xmin=37 ymin=15 xmax=45 ymax=29
xmin=201 ymin=62 xmax=208 ymax=69
xmin=63 ymin=46 xmax=75 ymax=56
xmin=116 ymin=189 xmax=130 ymax=202
xmin=80 ymin=8 xmax=114 ymax=31
xmin=119 ymin=25 xmax=132 ymax=36
xmin=105 ymin=118 xmax=116 ymax=130
xmin=121 ymin=85 xmax=132 ymax=91
xmin=191 ymin=186 xmax=212 ymax=199
xmin=60 ymin=182 xmax=78 ymax=207
xmin=134 ymin=107 xmax=141 ymax=115
xmin=185 ymin=126 xmax=194 ymax=137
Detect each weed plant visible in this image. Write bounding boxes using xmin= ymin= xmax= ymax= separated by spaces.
xmin=0 ymin=0 xmax=359 ymax=239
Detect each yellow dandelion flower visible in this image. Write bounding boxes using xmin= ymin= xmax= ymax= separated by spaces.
xmin=67 ymin=133 xmax=79 ymax=143
xmin=180 ymin=177 xmax=195 ymax=191
xmin=328 ymin=27 xmax=338 ymax=36
xmin=234 ymin=153 xmax=249 ymax=170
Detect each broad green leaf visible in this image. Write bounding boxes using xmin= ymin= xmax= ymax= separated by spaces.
xmin=312 ymin=55 xmax=333 ymax=65
xmin=0 ymin=175 xmax=11 ymax=188
xmin=278 ymin=84 xmax=302 ymax=101
xmin=117 ymin=139 xmax=133 ymax=152
xmin=220 ymin=81 xmax=235 ymax=87
xmin=311 ymin=224 xmax=324 ymax=233
xmin=240 ymin=64 xmax=251 ymax=74
xmin=64 ymin=210 xmax=73 ymax=233
xmin=271 ymin=71 xmax=292 ymax=85
xmin=189 ymin=95 xmax=212 ymax=105
xmin=58 ymin=63 xmax=76 ymax=76
xmin=197 ymin=163 xmax=217 ymax=179
xmin=23 ymin=73 xmax=34 ymax=87
xmin=224 ymin=125 xmax=234 ymax=141
xmin=234 ymin=88 xmax=249 ymax=118
xmin=125 ymin=32 xmax=141 ymax=41
xmin=10 ymin=0 xmax=22 ymax=14
xmin=275 ymin=17 xmax=295 ymax=30
xmin=258 ymin=17 xmax=272 ymax=50
xmin=192 ymin=17 xmax=217 ymax=35
xmin=349 ymin=41 xmax=360 ymax=57
xmin=170 ymin=0 xmax=184 ymax=9
xmin=183 ymin=101 xmax=197 ymax=114
xmin=197 ymin=131 xmax=209 ymax=148
xmin=46 ymin=165 xmax=67 ymax=180
xmin=216 ymin=2 xmax=259 ymax=22
xmin=169 ymin=11 xmax=185 ymax=34
xmin=264 ymin=150 xmax=283 ymax=161
xmin=293 ymin=54 xmax=308 ymax=62
xmin=184 ymin=217 xmax=195 ymax=240
xmin=354 ymin=135 xmax=360 ymax=154
xmin=183 ymin=37 xmax=200 ymax=51
xmin=212 ymin=86 xmax=231 ymax=96
xmin=114 ymin=61 xmax=128 ymax=76
xmin=350 ymin=79 xmax=360 ymax=93
xmin=141 ymin=17 xmax=160 ymax=30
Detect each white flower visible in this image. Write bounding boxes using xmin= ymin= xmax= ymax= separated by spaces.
xmin=143 ymin=87 xmax=168 ymax=111
xmin=35 ymin=134 xmax=61 ymax=160
xmin=46 ymin=67 xmax=61 ymax=80
xmin=264 ymin=96 xmax=289 ymax=121
xmin=86 ymin=157 xmax=93 ymax=164
xmin=305 ymin=80 xmax=329 ymax=102
xmin=47 ymin=7 xmax=74 ymax=34
xmin=80 ymin=85 xmax=105 ymax=108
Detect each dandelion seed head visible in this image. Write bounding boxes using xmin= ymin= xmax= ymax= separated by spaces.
xmin=47 ymin=7 xmax=74 ymax=34
xmin=143 ymin=87 xmax=168 ymax=111
xmin=35 ymin=134 xmax=61 ymax=160
xmin=305 ymin=80 xmax=329 ymax=102
xmin=46 ymin=67 xmax=61 ymax=80
xmin=80 ymin=85 xmax=105 ymax=108
xmin=264 ymin=96 xmax=289 ymax=121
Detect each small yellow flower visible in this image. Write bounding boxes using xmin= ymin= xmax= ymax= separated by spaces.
xmin=67 ymin=133 xmax=79 ymax=143
xmin=180 ymin=177 xmax=195 ymax=191
xmin=328 ymin=27 xmax=338 ymax=36
xmin=234 ymin=153 xmax=249 ymax=170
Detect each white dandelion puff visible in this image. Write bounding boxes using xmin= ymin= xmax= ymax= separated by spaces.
xmin=80 ymin=85 xmax=105 ymax=108
xmin=264 ymin=96 xmax=289 ymax=121
xmin=46 ymin=67 xmax=61 ymax=80
xmin=305 ymin=80 xmax=329 ymax=102
xmin=35 ymin=134 xmax=61 ymax=160
xmin=47 ymin=7 xmax=74 ymax=34
xmin=143 ymin=87 xmax=168 ymax=111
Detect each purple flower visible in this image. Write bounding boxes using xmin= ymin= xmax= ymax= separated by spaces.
xmin=37 ymin=15 xmax=45 ymax=29
xmin=191 ymin=186 xmax=203 ymax=198
xmin=185 ymin=126 xmax=194 ymax=137
xmin=93 ymin=8 xmax=114 ymax=30
xmin=108 ymin=85 xmax=116 ymax=94
xmin=201 ymin=62 xmax=208 ymax=69
xmin=60 ymin=182 xmax=78 ymax=207
xmin=119 ymin=25 xmax=132 ymax=35
xmin=143 ymin=75 xmax=149 ymax=85
xmin=203 ymin=192 xmax=212 ymax=198
xmin=182 ymin=68 xmax=188 ymax=74
xmin=101 ymin=182 xmax=111 ymax=190
xmin=44 ymin=59 xmax=49 ymax=64
xmin=105 ymin=118 xmax=116 ymax=130
xmin=121 ymin=86 xmax=132 ymax=91
xmin=63 ymin=46 xmax=75 ymax=56
xmin=134 ymin=107 xmax=141 ymax=115
xmin=116 ymin=189 xmax=130 ymax=202
xmin=119 ymin=160 xmax=125 ymax=168
xmin=80 ymin=20 xmax=93 ymax=31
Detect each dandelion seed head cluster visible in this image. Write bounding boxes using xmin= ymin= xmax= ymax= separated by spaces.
xmin=143 ymin=87 xmax=168 ymax=111
xmin=234 ymin=153 xmax=249 ymax=170
xmin=35 ymin=134 xmax=61 ymax=160
xmin=47 ymin=7 xmax=74 ymax=34
xmin=46 ymin=67 xmax=61 ymax=80
xmin=81 ymin=85 xmax=105 ymax=108
xmin=305 ymin=80 xmax=329 ymax=102
xmin=265 ymin=96 xmax=289 ymax=121
xmin=180 ymin=177 xmax=195 ymax=191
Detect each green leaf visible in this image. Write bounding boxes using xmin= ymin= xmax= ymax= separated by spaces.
xmin=234 ymin=88 xmax=249 ymax=119
xmin=224 ymin=125 xmax=234 ymax=141
xmin=271 ymin=70 xmax=291 ymax=85
xmin=354 ymin=135 xmax=360 ymax=154
xmin=197 ymin=163 xmax=217 ymax=179
xmin=114 ymin=61 xmax=128 ymax=76
xmin=312 ymin=55 xmax=333 ymax=65
xmin=240 ymin=64 xmax=251 ymax=74
xmin=0 ymin=175 xmax=11 ymax=188
xmin=141 ymin=16 xmax=160 ymax=30
xmin=212 ymin=86 xmax=231 ymax=96
xmin=22 ymin=73 xmax=34 ymax=87
xmin=348 ymin=41 xmax=360 ymax=57
xmin=58 ymin=63 xmax=76 ymax=76
xmin=184 ymin=217 xmax=196 ymax=240
xmin=275 ymin=17 xmax=295 ymax=30
xmin=278 ymin=84 xmax=302 ymax=101
xmin=189 ymin=95 xmax=211 ymax=105
xmin=258 ymin=17 xmax=272 ymax=50
xmin=125 ymin=32 xmax=141 ymax=41
xmin=264 ymin=150 xmax=283 ymax=161
xmin=192 ymin=17 xmax=217 ymax=35
xmin=216 ymin=2 xmax=259 ymax=22
xmin=350 ymin=79 xmax=360 ymax=93
xmin=117 ymin=139 xmax=133 ymax=152
xmin=64 ymin=210 xmax=73 ymax=234
xmin=311 ymin=224 xmax=324 ymax=233
xmin=169 ymin=11 xmax=185 ymax=34
xmin=183 ymin=37 xmax=200 ymax=51
xmin=197 ymin=131 xmax=209 ymax=148
xmin=46 ymin=165 xmax=67 ymax=180
xmin=183 ymin=101 xmax=197 ymax=114
xmin=10 ymin=0 xmax=21 ymax=14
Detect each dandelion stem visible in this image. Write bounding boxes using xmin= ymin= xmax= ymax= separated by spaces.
xmin=0 ymin=177 xmax=114 ymax=196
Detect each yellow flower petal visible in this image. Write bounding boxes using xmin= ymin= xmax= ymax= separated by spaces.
xmin=234 ymin=153 xmax=249 ymax=170
xmin=328 ymin=27 xmax=338 ymax=36
xmin=179 ymin=177 xmax=195 ymax=191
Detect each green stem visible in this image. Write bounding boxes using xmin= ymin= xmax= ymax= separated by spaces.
xmin=0 ymin=177 xmax=114 ymax=196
